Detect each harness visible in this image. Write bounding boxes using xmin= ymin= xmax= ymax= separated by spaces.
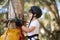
xmin=27 ymin=34 xmax=39 ymax=40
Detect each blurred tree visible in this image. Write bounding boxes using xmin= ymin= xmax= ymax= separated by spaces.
xmin=39 ymin=0 xmax=60 ymax=28
xmin=39 ymin=0 xmax=60 ymax=40
xmin=11 ymin=0 xmax=26 ymax=25
xmin=19 ymin=0 xmax=24 ymax=18
xmin=44 ymin=13 xmax=50 ymax=20
xmin=30 ymin=0 xmax=35 ymax=5
xmin=10 ymin=0 xmax=24 ymax=18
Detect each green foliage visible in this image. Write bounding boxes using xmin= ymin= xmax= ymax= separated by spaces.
xmin=0 ymin=0 xmax=4 ymax=3
xmin=0 ymin=14 xmax=3 ymax=18
xmin=0 ymin=22 xmax=4 ymax=36
xmin=0 ymin=0 xmax=4 ymax=4
xmin=39 ymin=0 xmax=57 ymax=6
xmin=44 ymin=13 xmax=50 ymax=19
xmin=0 ymin=14 xmax=4 ymax=35
xmin=59 ymin=0 xmax=60 ymax=2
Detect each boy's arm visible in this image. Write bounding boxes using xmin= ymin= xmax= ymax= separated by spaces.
xmin=22 ymin=26 xmax=36 ymax=33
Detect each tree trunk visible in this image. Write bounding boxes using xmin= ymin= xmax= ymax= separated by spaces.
xmin=18 ymin=0 xmax=24 ymax=19
xmin=10 ymin=0 xmax=24 ymax=19
xmin=40 ymin=0 xmax=60 ymax=29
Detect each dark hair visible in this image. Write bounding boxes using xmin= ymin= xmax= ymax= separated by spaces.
xmin=29 ymin=6 xmax=42 ymax=18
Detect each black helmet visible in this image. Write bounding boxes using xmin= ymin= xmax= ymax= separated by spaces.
xmin=29 ymin=6 xmax=42 ymax=18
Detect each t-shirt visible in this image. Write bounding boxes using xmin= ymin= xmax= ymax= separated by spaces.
xmin=27 ymin=19 xmax=40 ymax=36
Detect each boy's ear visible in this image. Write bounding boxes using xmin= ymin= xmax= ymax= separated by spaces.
xmin=34 ymin=14 xmax=36 ymax=17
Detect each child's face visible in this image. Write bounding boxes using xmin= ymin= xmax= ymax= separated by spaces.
xmin=29 ymin=12 xmax=33 ymax=20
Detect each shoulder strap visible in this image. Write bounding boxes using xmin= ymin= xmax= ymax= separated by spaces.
xmin=28 ymin=15 xmax=34 ymax=28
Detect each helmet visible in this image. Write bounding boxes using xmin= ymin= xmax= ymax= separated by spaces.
xmin=29 ymin=6 xmax=42 ymax=18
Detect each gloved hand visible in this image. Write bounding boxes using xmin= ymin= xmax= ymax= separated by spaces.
xmin=3 ymin=18 xmax=23 ymax=27
xmin=15 ymin=18 xmax=23 ymax=27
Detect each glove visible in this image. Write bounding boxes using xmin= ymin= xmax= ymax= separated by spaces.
xmin=15 ymin=18 xmax=23 ymax=27
xmin=8 ymin=18 xmax=23 ymax=27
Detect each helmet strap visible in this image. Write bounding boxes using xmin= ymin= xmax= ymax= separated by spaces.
xmin=28 ymin=14 xmax=34 ymax=28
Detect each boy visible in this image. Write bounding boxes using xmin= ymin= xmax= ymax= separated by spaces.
xmin=22 ymin=6 xmax=42 ymax=40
